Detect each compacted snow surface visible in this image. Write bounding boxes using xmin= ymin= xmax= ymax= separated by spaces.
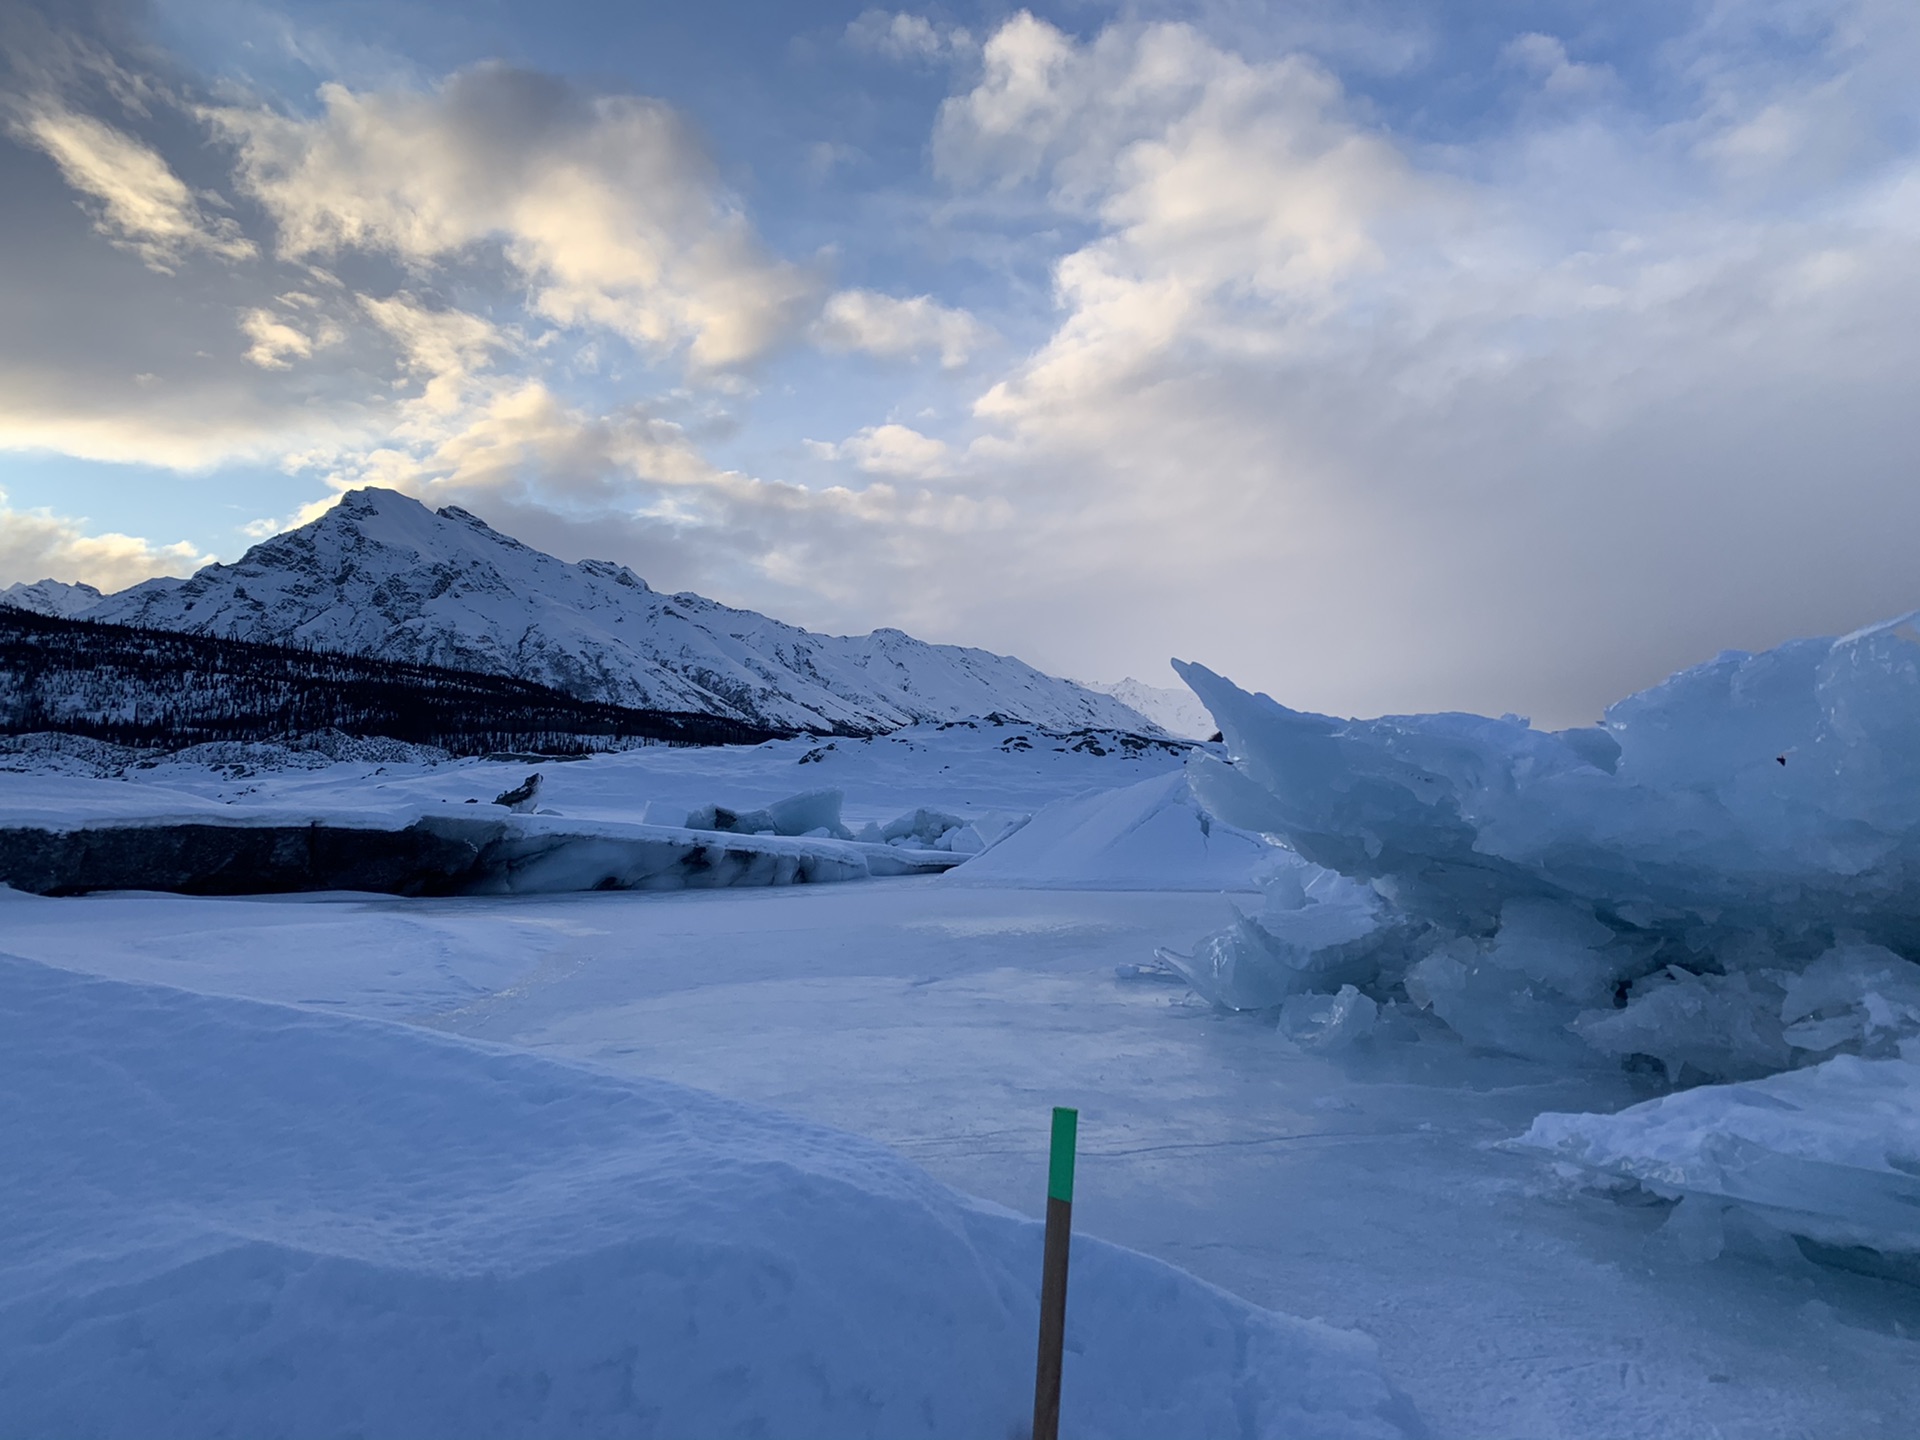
xmin=0 ymin=951 xmax=1412 ymax=1440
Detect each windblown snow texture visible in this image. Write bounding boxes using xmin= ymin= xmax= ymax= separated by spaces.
xmin=0 ymin=953 xmax=1417 ymax=1440
xmin=66 ymin=488 xmax=1157 ymax=735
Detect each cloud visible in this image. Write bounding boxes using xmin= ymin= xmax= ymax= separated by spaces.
xmin=10 ymin=103 xmax=254 ymax=270
xmin=813 ymin=289 xmax=991 ymax=368
xmin=947 ymin=17 xmax=1433 ymax=422
xmin=844 ymin=10 xmax=974 ymax=63
xmin=0 ymin=488 xmax=212 ymax=590
xmin=914 ymin=9 xmax=1920 ymax=723
xmin=808 ymin=423 xmax=953 ymax=478
xmin=1500 ymin=34 xmax=1612 ymax=97
xmin=208 ymin=65 xmax=818 ymax=370
xmin=239 ymin=297 xmax=344 ymax=369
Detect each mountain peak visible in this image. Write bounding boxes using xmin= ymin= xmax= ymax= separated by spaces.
xmin=84 ymin=494 xmax=1162 ymax=736
xmin=1 ymin=578 xmax=105 ymax=619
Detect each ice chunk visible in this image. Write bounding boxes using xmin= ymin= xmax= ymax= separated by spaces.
xmin=640 ymin=799 xmax=690 ymax=828
xmin=685 ymin=788 xmax=853 ymax=840
xmin=765 ymin=788 xmax=853 ymax=839
xmin=492 ymin=772 xmax=542 ymax=812
xmin=1571 ymin=969 xmax=1793 ymax=1082
xmin=1156 ymin=867 xmax=1409 ymax=1010
xmin=1175 ymin=625 xmax=1920 ymax=947
xmin=1165 ymin=613 xmax=1920 ymax=1073
xmin=1405 ymin=940 xmax=1598 ymax=1066
xmin=1513 ymin=1054 xmax=1920 ymax=1257
xmin=880 ymin=806 xmax=969 ymax=847
xmin=1278 ymin=985 xmax=1379 ymax=1051
xmin=1779 ymin=943 xmax=1920 ymax=1058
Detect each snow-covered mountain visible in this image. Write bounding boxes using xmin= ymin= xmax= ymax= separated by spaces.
xmin=65 ymin=488 xmax=1157 ymax=735
xmin=1080 ymin=676 xmax=1217 ymax=740
xmin=2 ymin=579 xmax=105 ymax=618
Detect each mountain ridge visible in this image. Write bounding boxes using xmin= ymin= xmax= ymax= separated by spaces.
xmin=9 ymin=489 xmax=1159 ymax=737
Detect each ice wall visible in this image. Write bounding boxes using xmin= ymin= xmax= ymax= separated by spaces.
xmin=0 ymin=812 xmax=959 ymax=897
xmin=1164 ymin=610 xmax=1920 ymax=1081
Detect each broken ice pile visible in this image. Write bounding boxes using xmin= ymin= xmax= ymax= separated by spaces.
xmin=1161 ymin=612 xmax=1920 ymax=1254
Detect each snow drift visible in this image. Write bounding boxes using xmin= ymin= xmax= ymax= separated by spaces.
xmin=0 ymin=953 xmax=1417 ymax=1440
xmin=948 ymin=769 xmax=1268 ymax=891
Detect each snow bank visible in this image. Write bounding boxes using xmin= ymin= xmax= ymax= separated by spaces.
xmin=1514 ymin=1054 xmax=1920 ymax=1259
xmin=0 ymin=954 xmax=1417 ymax=1440
xmin=1167 ymin=612 xmax=1920 ymax=1076
xmin=945 ymin=769 xmax=1269 ymax=891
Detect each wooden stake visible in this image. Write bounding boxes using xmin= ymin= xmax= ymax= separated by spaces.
xmin=1032 ymin=1106 xmax=1077 ymax=1440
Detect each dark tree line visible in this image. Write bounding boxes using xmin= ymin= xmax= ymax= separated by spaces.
xmin=0 ymin=608 xmax=793 ymax=754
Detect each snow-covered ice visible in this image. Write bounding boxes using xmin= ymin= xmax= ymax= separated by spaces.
xmin=0 ymin=950 xmax=1414 ymax=1440
xmin=7 ymin=880 xmax=1917 ymax=1437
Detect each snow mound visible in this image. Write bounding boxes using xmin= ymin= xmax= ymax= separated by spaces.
xmin=0 ymin=954 xmax=1416 ymax=1440
xmin=1514 ymin=1054 xmax=1920 ymax=1259
xmin=1167 ymin=611 xmax=1920 ymax=1074
xmin=947 ymin=769 xmax=1269 ymax=891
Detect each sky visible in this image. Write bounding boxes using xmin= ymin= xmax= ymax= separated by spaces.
xmin=1 ymin=0 xmax=1916 ymax=726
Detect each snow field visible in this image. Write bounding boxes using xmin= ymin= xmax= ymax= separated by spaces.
xmin=9 ymin=881 xmax=1920 ymax=1438
xmin=0 ymin=951 xmax=1414 ymax=1440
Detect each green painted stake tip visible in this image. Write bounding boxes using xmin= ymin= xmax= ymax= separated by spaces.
xmin=1047 ymin=1107 xmax=1078 ymax=1203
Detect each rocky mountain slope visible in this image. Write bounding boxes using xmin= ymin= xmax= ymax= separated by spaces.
xmin=2 ymin=579 xmax=105 ymax=618
xmin=35 ymin=489 xmax=1155 ymax=736
xmin=1079 ymin=676 xmax=1217 ymax=740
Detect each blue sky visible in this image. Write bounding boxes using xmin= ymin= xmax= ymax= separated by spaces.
xmin=2 ymin=0 xmax=1916 ymax=724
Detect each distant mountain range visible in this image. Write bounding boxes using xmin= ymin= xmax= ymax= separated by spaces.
xmin=2 ymin=488 xmax=1160 ymax=736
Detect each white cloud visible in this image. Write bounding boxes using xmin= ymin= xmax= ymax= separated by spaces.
xmin=207 ymin=65 xmax=817 ymax=370
xmin=813 ymin=289 xmax=991 ymax=368
xmin=811 ymin=423 xmax=953 ymax=478
xmin=1501 ymin=34 xmax=1612 ymax=97
xmin=12 ymin=105 xmax=255 ymax=270
xmin=844 ymin=11 xmax=974 ymax=63
xmin=913 ymin=10 xmax=1920 ymax=723
xmin=358 ymin=294 xmax=505 ymax=414
xmin=947 ymin=18 xmax=1433 ymax=424
xmin=0 ymin=489 xmax=212 ymax=591
xmin=239 ymin=299 xmax=344 ymax=370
